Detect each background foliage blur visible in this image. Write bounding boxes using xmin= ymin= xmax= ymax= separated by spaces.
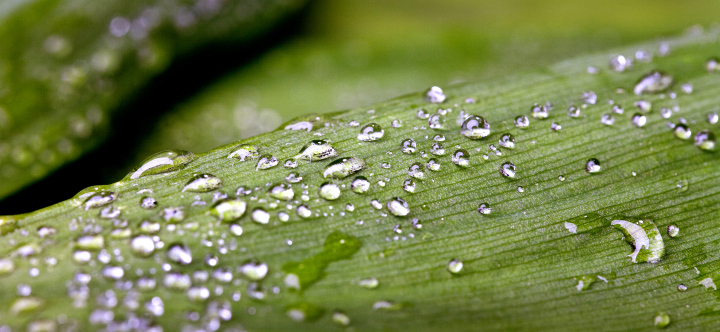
xmin=1 ymin=0 xmax=719 ymax=213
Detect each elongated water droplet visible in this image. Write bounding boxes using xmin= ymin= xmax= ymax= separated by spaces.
xmin=452 ymin=149 xmax=470 ymax=167
xmin=674 ymin=124 xmax=691 ymax=140
xmin=75 ymin=235 xmax=105 ymax=251
xmin=166 ymin=243 xmax=192 ymax=265
xmin=182 ymin=174 xmax=221 ymax=192
xmin=387 ymin=197 xmax=410 ymax=216
xmin=351 ymin=176 xmax=370 ymax=194
xmin=401 ymin=139 xmax=417 ymax=154
xmin=83 ymin=191 xmax=118 ymax=210
xmin=227 ymin=145 xmax=258 ymax=161
xmin=256 ymin=155 xmax=278 ymax=170
xmin=611 ymin=219 xmax=664 ymax=263
xmin=210 ymin=199 xmax=247 ymax=222
xmin=425 ymin=86 xmax=446 ymax=103
xmin=461 ymin=115 xmax=491 ymax=139
xmin=499 ymin=162 xmax=516 ymax=178
xmin=634 ymin=71 xmax=673 ymax=95
xmin=694 ymin=130 xmax=715 ymax=151
xmin=357 ymin=123 xmax=384 ymax=142
xmin=585 ymin=158 xmax=601 ymax=173
xmin=447 ymin=259 xmax=463 ymax=274
xmin=295 ymin=140 xmax=338 ymax=161
xmin=284 ymin=159 xmax=298 ymax=169
xmin=251 ymin=209 xmax=270 ymax=225
xmin=130 ymin=150 xmax=195 ymax=179
xmin=323 ymin=157 xmax=365 ymax=179
xmin=319 ymin=183 xmax=341 ymax=200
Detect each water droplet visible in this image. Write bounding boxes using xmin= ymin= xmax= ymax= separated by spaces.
xmin=515 ymin=115 xmax=530 ymax=128
xmin=319 ymin=183 xmax=341 ymax=200
xmin=429 ymin=142 xmax=446 ymax=156
xmin=332 ymin=311 xmax=350 ymax=326
xmin=601 ymin=114 xmax=615 ymax=126
xmin=351 ymin=176 xmax=370 ymax=194
xmin=499 ymin=162 xmax=516 ymax=178
xmin=210 ymin=199 xmax=247 ymax=222
xmin=357 ymin=123 xmax=385 ymax=142
xmin=567 ymin=106 xmax=580 ymax=118
xmin=286 ymin=302 xmax=325 ymax=322
xmin=182 ymin=174 xmax=221 ymax=192
xmin=612 ymin=105 xmax=624 ymax=114
xmin=295 ymin=140 xmax=338 ymax=161
xmin=417 ymin=109 xmax=430 ymax=119
xmin=402 ymin=179 xmax=416 ymax=193
xmin=425 ymin=86 xmax=446 ymax=103
xmin=461 ymin=115 xmax=491 ymax=139
xmin=140 ymin=197 xmax=156 ymax=209
xmin=654 ymin=312 xmax=670 ymax=328
xmin=408 ymin=163 xmax=425 ymax=179
xmin=609 ymin=55 xmax=631 ymax=72
xmin=681 ymin=83 xmax=693 ymax=94
xmin=269 ymin=183 xmax=294 ymax=200
xmin=0 ymin=258 xmax=15 ymax=276
xmin=575 ymin=275 xmax=596 ymax=291
xmin=239 ymin=261 xmax=268 ymax=281
xmin=551 ymin=122 xmax=562 ymax=131
xmin=284 ymin=159 xmax=298 ymax=169
xmin=37 ymin=226 xmax=56 ymax=238
xmin=632 ymin=114 xmax=647 ymax=127
xmin=163 ymin=272 xmax=191 ymax=291
xmin=706 ymin=58 xmax=720 ymax=72
xmin=323 ymin=157 xmax=366 ymax=179
xmin=83 ymin=191 xmax=118 ymax=210
xmin=166 ymin=243 xmax=192 ymax=265
xmin=498 ymin=134 xmax=515 ymax=149
xmin=677 ymin=284 xmax=687 ymax=291
xmin=427 ymin=159 xmax=441 ymax=171
xmin=102 ymin=266 xmax=124 ymax=280
xmin=528 ymin=103 xmax=549 ymax=119
xmin=247 ymin=209 xmax=270 ymax=225
xmin=635 ymin=100 xmax=652 ymax=112
xmin=386 ymin=197 xmax=410 ymax=216
xmin=585 ymin=158 xmax=601 ymax=173
xmin=477 ymin=203 xmax=491 ymax=215
xmin=227 ymin=145 xmax=258 ymax=161
xmin=428 ymin=114 xmax=445 ymax=129
xmin=667 ymin=225 xmax=679 ymax=238
xmin=452 ymin=149 xmax=470 ymax=167
xmin=708 ymin=112 xmax=719 ymax=124
xmin=75 ymin=235 xmax=105 ymax=251
xmin=660 ymin=108 xmax=672 ymax=119
xmin=10 ymin=297 xmax=42 ymax=315
xmin=286 ymin=172 xmax=302 ymax=183
xmin=446 ymin=259 xmax=463 ymax=274
xmin=130 ymin=236 xmax=155 ymax=257
xmin=634 ymin=71 xmax=673 ymax=95
xmin=611 ymin=219 xmax=664 ymax=263
xmin=296 ymin=204 xmax=312 ymax=218
xmin=359 ymin=277 xmax=379 ymax=289
xmin=130 ymin=150 xmax=195 ymax=179
xmin=581 ymin=91 xmax=598 ymax=105
xmin=256 ymin=155 xmax=278 ymax=170
xmin=694 ymin=130 xmax=715 ymax=151
xmin=401 ymin=139 xmax=417 ymax=154
xmin=433 ymin=134 xmax=446 ymax=141
xmin=229 ymin=224 xmax=243 ymax=236
xmin=391 ymin=119 xmax=402 ymax=128
xmin=673 ymin=124 xmax=692 ymax=140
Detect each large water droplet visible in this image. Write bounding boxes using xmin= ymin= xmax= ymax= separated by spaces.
xmin=499 ymin=134 xmax=515 ymax=149
xmin=357 ymin=123 xmax=384 ymax=142
xmin=611 ymin=219 xmax=664 ymax=263
xmin=295 ymin=140 xmax=338 ymax=161
xmin=694 ymin=130 xmax=716 ymax=151
xmin=386 ymin=197 xmax=410 ymax=216
xmin=319 ymin=183 xmax=341 ymax=200
xmin=130 ymin=150 xmax=195 ymax=179
xmin=461 ymin=115 xmax=491 ymax=139
xmin=634 ymin=71 xmax=673 ymax=95
xmin=166 ymin=243 xmax=192 ymax=265
xmin=585 ymin=158 xmax=601 ymax=173
xmin=130 ymin=236 xmax=155 ymax=257
xmin=674 ymin=124 xmax=691 ymax=140
xmin=452 ymin=149 xmax=470 ymax=167
xmin=227 ymin=145 xmax=258 ymax=161
xmin=425 ymin=86 xmax=446 ymax=103
xmin=323 ymin=157 xmax=365 ymax=179
xmin=499 ymin=162 xmax=516 ymax=178
xmin=182 ymin=174 xmax=221 ymax=192
xmin=351 ymin=177 xmax=370 ymax=194
xmin=401 ymin=139 xmax=417 ymax=154
xmin=210 ymin=199 xmax=247 ymax=222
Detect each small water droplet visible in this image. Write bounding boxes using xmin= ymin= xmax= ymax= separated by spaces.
xmin=674 ymin=124 xmax=692 ymax=140
xmin=256 ymin=155 xmax=279 ymax=170
xmin=530 ymin=103 xmax=549 ymax=119
xmin=677 ymin=284 xmax=687 ymax=291
xmin=357 ymin=123 xmax=385 ymax=142
xmin=269 ymin=183 xmax=294 ymax=200
xmin=477 ymin=203 xmax=491 ymax=215
xmin=286 ymin=172 xmax=302 ymax=183
xmin=75 ymin=235 xmax=105 ymax=250
xmin=433 ymin=134 xmax=446 ymax=141
xmin=428 ymin=114 xmax=445 ymax=129
xmin=387 ymin=198 xmax=410 ymax=216
xmin=408 ymin=163 xmax=425 ymax=179
xmin=632 ymin=114 xmax=647 ymax=127
xmin=635 ymin=100 xmax=652 ymax=112
xmin=681 ymin=83 xmax=693 ymax=94
xmin=130 ymin=236 xmax=155 ymax=257
xmin=332 ymin=311 xmax=350 ymax=326
xmin=581 ymin=91 xmax=597 ymax=105
xmin=319 ymin=183 xmax=341 ymax=200
xmin=391 ymin=119 xmax=402 ymax=128
xmin=417 ymin=109 xmax=430 ymax=119
xmin=634 ymin=71 xmax=673 ymax=95
xmin=707 ymin=112 xmax=719 ymax=124
xmin=83 ymin=191 xmax=118 ymax=210
xmin=401 ymin=139 xmax=417 ymax=154
xmin=515 ymin=115 xmax=530 ymax=128
xmin=295 ymin=140 xmax=338 ymax=161
xmin=654 ymin=312 xmax=670 ymax=328
xmin=425 ymin=86 xmax=446 ymax=103
xmin=284 ymin=159 xmax=298 ymax=168
xmin=446 ymin=259 xmax=463 ymax=274
xmin=427 ymin=159 xmax=441 ymax=171
xmin=498 ymin=134 xmax=515 ymax=149
xmin=239 ymin=261 xmax=268 ymax=281
xmin=585 ymin=158 xmax=601 ymax=173
xmin=227 ymin=145 xmax=259 ymax=161
xmin=499 ymin=162 xmax=516 ymax=178
xmin=694 ymin=130 xmax=715 ymax=151
xmin=324 ymin=157 xmax=365 ymax=179
xmin=210 ymin=199 xmax=247 ymax=222
xmin=461 ymin=115 xmax=491 ymax=139
xmin=452 ymin=149 xmax=470 ymax=167
xmin=166 ymin=243 xmax=192 ymax=265
xmin=551 ymin=122 xmax=562 ymax=131
xmin=182 ymin=173 xmax=221 ymax=192
xmin=229 ymin=224 xmax=243 ymax=236
xmin=130 ymin=150 xmax=195 ymax=179
xmin=251 ymin=208 xmax=270 ymax=225
xmin=359 ymin=277 xmax=379 ymax=289
xmin=567 ymin=106 xmax=580 ymax=118
xmin=351 ymin=176 xmax=370 ymax=194
xmin=402 ymin=179 xmax=416 ymax=193
xmin=601 ymin=114 xmax=615 ymax=126
xmin=612 ymin=105 xmax=624 ymax=114
xmin=296 ymin=204 xmax=312 ymax=218
xmin=667 ymin=225 xmax=679 ymax=238
xmin=660 ymin=108 xmax=672 ymax=119
xmin=609 ymin=55 xmax=631 ymax=72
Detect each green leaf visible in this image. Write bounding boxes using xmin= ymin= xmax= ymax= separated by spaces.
xmin=1 ymin=30 xmax=720 ymax=330
xmin=0 ymin=0 xmax=307 ymax=199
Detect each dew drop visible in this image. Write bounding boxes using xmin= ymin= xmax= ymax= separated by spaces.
xmin=295 ymin=140 xmax=338 ymax=161
xmin=515 ymin=115 xmax=530 ymax=128
xmin=632 ymin=114 xmax=647 ymax=127
xmin=634 ymin=71 xmax=673 ymax=95
xmin=391 ymin=119 xmax=402 ymax=128
xmin=609 ymin=55 xmax=631 ymax=72
xmin=323 ymin=157 xmax=366 ymax=179
xmin=296 ymin=204 xmax=312 ymax=218
xmin=611 ymin=219 xmax=664 ymax=263
xmin=452 ymin=149 xmax=470 ymax=167
xmin=75 ymin=235 xmax=105 ymax=251
xmin=551 ymin=122 xmax=562 ymax=131
xmin=446 ymin=259 xmax=463 ymax=274
xmin=386 ymin=197 xmax=410 ymax=217
xmin=359 ymin=277 xmax=379 ymax=289
xmin=611 ymin=105 xmax=624 ymax=114
xmin=635 ymin=100 xmax=652 ymax=112
xmin=319 ymin=183 xmax=341 ymax=201
xmin=673 ymin=124 xmax=692 ymax=140
xmin=654 ymin=312 xmax=670 ymax=328
xmin=585 ymin=158 xmax=601 ymax=173
xmin=581 ymin=91 xmax=597 ymax=105
xmin=351 ymin=176 xmax=370 ymax=194
xmin=428 ymin=114 xmax=445 ymax=129
xmin=210 ymin=199 xmax=247 ymax=223
xmin=499 ymin=162 xmax=516 ymax=178
xmin=140 ymin=197 xmax=156 ymax=209
xmin=417 ymin=109 xmax=430 ymax=119
xmin=667 ymin=225 xmax=679 ymax=238
xmin=433 ymin=134 xmax=446 ymax=141
xmin=694 ymin=130 xmax=715 ymax=151
xmin=498 ymin=134 xmax=515 ymax=149
xmin=161 ymin=207 xmax=185 ymax=223
xmin=284 ymin=159 xmax=298 ymax=169
xmin=530 ymin=103 xmax=549 ymax=119
xmin=286 ymin=172 xmax=302 ymax=183
xmin=567 ymin=106 xmax=580 ymax=118
xmin=166 ymin=243 xmax=192 ymax=265
xmin=425 ymin=86 xmax=446 ymax=103
xmin=130 ymin=236 xmax=155 ymax=257
xmin=660 ymin=108 xmax=672 ymax=119
xmin=239 ymin=261 xmax=268 ymax=281
xmin=601 ymin=114 xmax=615 ymax=126
xmin=130 ymin=150 xmax=195 ymax=179
xmin=357 ymin=123 xmax=385 ymax=142
xmin=229 ymin=224 xmax=243 ymax=236
xmin=227 ymin=145 xmax=258 ymax=161
xmin=332 ymin=311 xmax=350 ymax=326
xmin=461 ymin=115 xmax=491 ymax=139
xmin=708 ymin=112 xmax=719 ymax=124
xmin=408 ymin=163 xmax=425 ymax=179
xmin=182 ymin=174 xmax=221 ymax=192
xmin=402 ymin=179 xmax=416 ymax=193
xmin=427 ymin=159 xmax=441 ymax=171
xmin=251 ymin=209 xmax=270 ymax=225
xmin=83 ymin=191 xmax=118 ymax=210
xmin=430 ymin=142 xmax=445 ymax=156
xmin=256 ymin=155 xmax=278 ymax=170
xmin=477 ymin=203 xmax=491 ymax=215
xmin=268 ymin=183 xmax=294 ymax=200
xmin=401 ymin=139 xmax=417 ymax=154
xmin=706 ymin=57 xmax=720 ymax=72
